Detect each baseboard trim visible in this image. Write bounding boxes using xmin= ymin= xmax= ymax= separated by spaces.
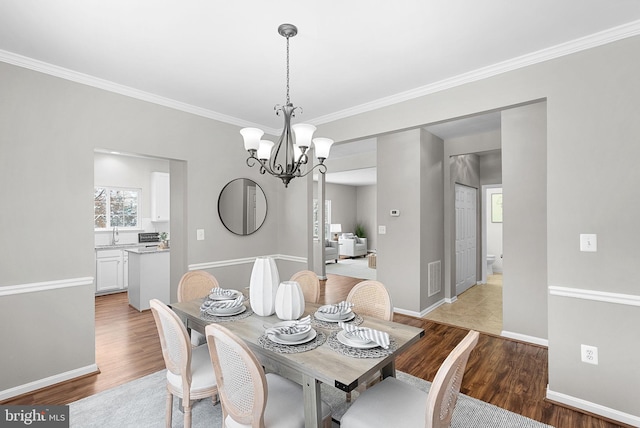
xmin=546 ymin=387 xmax=640 ymax=427
xmin=501 ymin=330 xmax=548 ymax=347
xmin=393 ymin=307 xmax=422 ymax=317
xmin=0 ymin=364 xmax=99 ymax=401
xmin=189 ymin=254 xmax=306 ymax=271
xmin=0 ymin=277 xmax=94 ymax=296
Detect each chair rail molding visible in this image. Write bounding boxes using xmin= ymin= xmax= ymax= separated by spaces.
xmin=189 ymin=254 xmax=306 ymax=271
xmin=548 ymin=285 xmax=640 ymax=306
xmin=0 ymin=277 xmax=94 ymax=296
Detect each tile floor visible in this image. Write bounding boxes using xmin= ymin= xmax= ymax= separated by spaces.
xmin=423 ymin=273 xmax=503 ymax=336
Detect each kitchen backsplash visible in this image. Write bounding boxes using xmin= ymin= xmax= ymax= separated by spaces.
xmin=94 ymin=218 xmax=169 ymax=247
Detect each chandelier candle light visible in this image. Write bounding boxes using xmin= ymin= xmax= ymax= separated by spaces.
xmin=240 ymin=24 xmax=334 ymax=187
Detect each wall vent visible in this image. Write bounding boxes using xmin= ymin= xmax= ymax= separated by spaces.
xmin=428 ymin=260 xmax=442 ymax=297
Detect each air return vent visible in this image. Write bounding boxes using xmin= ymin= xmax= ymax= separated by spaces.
xmin=428 ymin=260 xmax=442 ymax=297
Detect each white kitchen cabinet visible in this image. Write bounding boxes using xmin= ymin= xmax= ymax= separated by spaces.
xmin=95 ymin=249 xmax=124 ymax=293
xmin=151 ymin=172 xmax=170 ymax=222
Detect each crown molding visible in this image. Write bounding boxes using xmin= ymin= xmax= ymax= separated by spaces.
xmin=309 ymin=19 xmax=640 ymax=126
xmin=0 ymin=49 xmax=281 ymax=134
xmin=2 ymin=19 xmax=640 ymax=131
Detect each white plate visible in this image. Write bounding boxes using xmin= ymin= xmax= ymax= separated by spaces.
xmin=268 ymin=329 xmax=317 ymax=345
xmin=269 ymin=321 xmax=312 ymax=341
xmin=206 ymin=305 xmax=246 ymax=317
xmin=337 ymin=330 xmax=378 ymax=349
xmin=314 ymin=310 xmax=355 ymax=323
xmin=208 ymin=290 xmax=242 ymax=301
xmin=317 ymin=305 xmax=353 ymax=320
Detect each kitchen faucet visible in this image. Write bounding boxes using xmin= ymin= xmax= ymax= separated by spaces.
xmin=111 ymin=225 xmax=119 ymax=245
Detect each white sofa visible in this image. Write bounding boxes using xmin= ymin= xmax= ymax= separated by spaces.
xmin=325 ymin=240 xmax=339 ymax=263
xmin=338 ymin=233 xmax=368 ymax=258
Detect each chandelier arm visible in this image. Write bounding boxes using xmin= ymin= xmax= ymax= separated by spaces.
xmin=298 ymin=162 xmax=327 ymax=178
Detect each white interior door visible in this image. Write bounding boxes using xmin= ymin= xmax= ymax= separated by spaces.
xmin=455 ymin=184 xmax=478 ymax=295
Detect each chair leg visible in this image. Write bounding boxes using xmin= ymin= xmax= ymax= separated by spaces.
xmin=165 ymin=391 xmax=173 ymax=428
xmin=183 ymin=401 xmax=192 ymax=428
xmin=346 ymin=391 xmax=352 ymax=402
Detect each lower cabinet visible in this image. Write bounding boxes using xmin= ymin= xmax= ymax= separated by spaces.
xmin=95 ymin=249 xmax=125 ymax=294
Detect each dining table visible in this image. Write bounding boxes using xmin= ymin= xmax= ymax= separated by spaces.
xmin=170 ymin=298 xmax=424 ymax=428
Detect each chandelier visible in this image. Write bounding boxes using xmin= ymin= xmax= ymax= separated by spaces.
xmin=240 ymin=24 xmax=333 ymax=187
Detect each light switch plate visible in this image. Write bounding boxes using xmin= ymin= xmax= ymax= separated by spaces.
xmin=197 ymin=229 xmax=205 ymax=241
xmin=378 ymin=225 xmax=386 ymax=234
xmin=580 ymin=234 xmax=597 ymax=252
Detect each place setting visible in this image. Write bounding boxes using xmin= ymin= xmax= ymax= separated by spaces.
xmin=312 ymin=301 xmax=363 ymax=330
xmin=200 ymin=289 xmax=253 ymax=321
xmin=328 ymin=321 xmax=398 ymax=358
xmin=259 ymin=315 xmax=327 ymax=354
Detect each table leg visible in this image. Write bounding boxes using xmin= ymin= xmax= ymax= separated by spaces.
xmin=380 ymin=359 xmax=396 ymax=379
xmin=302 ymin=373 xmax=321 ymax=428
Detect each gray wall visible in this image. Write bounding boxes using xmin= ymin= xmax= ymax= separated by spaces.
xmin=420 ymin=129 xmax=445 ymax=310
xmin=314 ymin=35 xmax=640 ymax=422
xmin=2 ymin=30 xmax=640 ymax=423
xmin=356 ymin=185 xmax=377 ymax=251
xmin=0 ymin=60 xmax=285 ymax=394
xmin=502 ymin=103 xmax=547 ymax=340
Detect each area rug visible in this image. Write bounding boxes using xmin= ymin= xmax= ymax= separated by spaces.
xmin=69 ymin=370 xmax=552 ymax=427
xmin=326 ymin=258 xmax=377 ymax=280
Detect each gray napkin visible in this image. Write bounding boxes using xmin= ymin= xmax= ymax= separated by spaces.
xmin=338 ymin=322 xmax=390 ymax=349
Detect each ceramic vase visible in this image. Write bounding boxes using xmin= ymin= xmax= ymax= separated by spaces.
xmin=249 ymin=256 xmax=280 ymax=316
xmin=275 ymin=281 xmax=305 ymax=320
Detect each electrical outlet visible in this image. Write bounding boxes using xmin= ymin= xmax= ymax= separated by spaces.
xmin=581 ymin=344 xmax=598 ymax=365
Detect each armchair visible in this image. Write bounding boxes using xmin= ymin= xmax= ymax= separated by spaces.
xmin=325 ymin=239 xmax=339 ymax=263
xmin=339 ymin=233 xmax=368 ymax=258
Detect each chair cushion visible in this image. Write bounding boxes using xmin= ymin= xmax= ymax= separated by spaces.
xmin=166 ymin=344 xmax=217 ymax=395
xmin=224 ymin=373 xmax=331 ymax=428
xmin=341 ymin=377 xmax=427 ymax=428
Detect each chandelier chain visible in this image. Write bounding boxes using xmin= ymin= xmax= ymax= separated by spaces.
xmin=286 ymin=35 xmax=290 ymax=105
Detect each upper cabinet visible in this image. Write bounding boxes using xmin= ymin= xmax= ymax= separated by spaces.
xmin=151 ymin=172 xmax=170 ymax=222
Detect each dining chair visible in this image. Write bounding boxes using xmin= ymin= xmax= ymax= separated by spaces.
xmin=345 ymin=280 xmax=393 ymax=401
xmin=340 ymin=330 xmax=480 ymax=428
xmin=346 ymin=280 xmax=393 ymax=321
xmin=205 ymin=323 xmax=333 ymax=428
xmin=177 ymin=270 xmax=220 ymax=346
xmin=290 ymin=270 xmax=320 ymax=303
xmin=177 ymin=270 xmax=220 ymax=302
xmin=150 ymin=299 xmax=218 ymax=428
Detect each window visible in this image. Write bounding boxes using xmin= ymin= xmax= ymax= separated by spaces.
xmin=94 ymin=187 xmax=141 ymax=230
xmin=312 ymin=199 xmax=331 ymax=240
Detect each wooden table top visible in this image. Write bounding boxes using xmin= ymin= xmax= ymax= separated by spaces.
xmin=170 ymin=299 xmax=425 ymax=392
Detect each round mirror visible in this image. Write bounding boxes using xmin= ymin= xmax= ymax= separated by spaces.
xmin=218 ymin=178 xmax=267 ymax=235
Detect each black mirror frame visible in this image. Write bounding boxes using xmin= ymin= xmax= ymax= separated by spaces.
xmin=217 ymin=178 xmax=268 ymax=236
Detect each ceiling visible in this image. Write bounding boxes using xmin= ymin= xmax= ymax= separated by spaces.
xmin=1 ymin=1 xmax=640 ymax=134
xmin=2 ymin=2 xmax=640 ymax=186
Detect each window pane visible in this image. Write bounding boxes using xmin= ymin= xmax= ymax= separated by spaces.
xmin=94 ymin=187 xmax=107 ymax=228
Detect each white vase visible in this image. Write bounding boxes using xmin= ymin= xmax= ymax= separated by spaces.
xmin=275 ymin=281 xmax=305 ymax=321
xmin=249 ymin=257 xmax=280 ymax=316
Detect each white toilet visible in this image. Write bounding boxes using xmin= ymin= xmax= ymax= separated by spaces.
xmin=486 ymin=254 xmax=497 ymax=275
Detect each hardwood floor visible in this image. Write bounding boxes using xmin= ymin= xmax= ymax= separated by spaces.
xmin=2 ymin=274 xmax=629 ymax=427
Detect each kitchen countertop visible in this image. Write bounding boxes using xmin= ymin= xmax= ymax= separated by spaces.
xmin=125 ymin=247 xmax=170 ymax=254
xmin=95 ymin=243 xmax=162 ymax=250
